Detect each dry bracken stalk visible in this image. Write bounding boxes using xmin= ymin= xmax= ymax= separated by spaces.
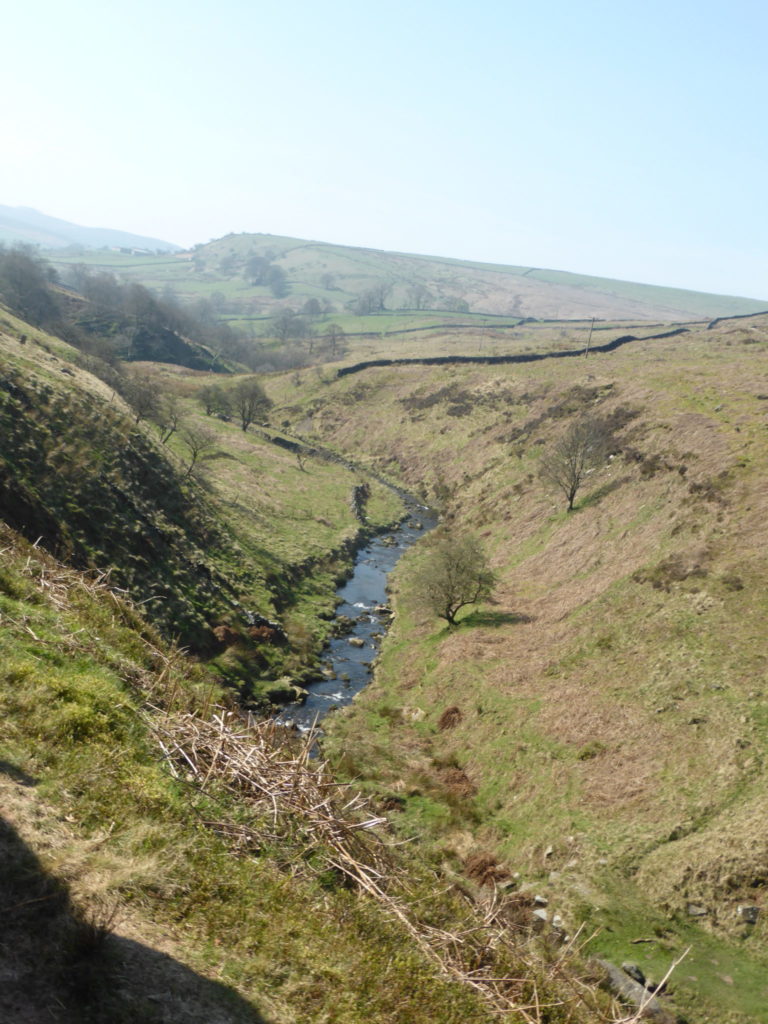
xmin=147 ymin=706 xmax=616 ymax=1022
xmin=148 ymin=709 xmax=391 ymax=885
xmin=4 ymin=530 xmax=685 ymax=1022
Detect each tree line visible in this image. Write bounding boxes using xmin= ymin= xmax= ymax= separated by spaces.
xmin=0 ymin=242 xmax=256 ymax=369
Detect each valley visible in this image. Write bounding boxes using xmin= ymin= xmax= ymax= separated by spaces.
xmin=1 ymin=238 xmax=768 ymax=1022
xmin=277 ymin=316 xmax=768 ymax=1021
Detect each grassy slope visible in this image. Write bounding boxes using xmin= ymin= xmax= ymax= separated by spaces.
xmin=46 ymin=233 xmax=768 ymax=323
xmin=0 ymin=525 xmax=513 ymax=1024
xmin=0 ymin=311 xmax=402 ymax=700
xmin=2 ymin=308 xmax=564 ymax=1023
xmin=6 ymin=280 xmax=768 ymax=1019
xmin=267 ymin=315 xmax=768 ymax=1023
xmin=2 ymin=310 xmax=608 ymax=1023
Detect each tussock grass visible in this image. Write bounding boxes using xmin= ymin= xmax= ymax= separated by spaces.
xmin=0 ymin=522 xmax=631 ymax=1024
xmin=288 ymin=318 xmax=768 ymax=1023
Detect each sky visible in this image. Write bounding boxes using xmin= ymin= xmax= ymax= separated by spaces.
xmin=2 ymin=0 xmax=767 ymax=298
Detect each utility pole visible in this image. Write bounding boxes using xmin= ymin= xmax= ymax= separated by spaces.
xmin=584 ymin=316 xmax=595 ymax=357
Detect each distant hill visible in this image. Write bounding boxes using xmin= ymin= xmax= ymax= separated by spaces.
xmin=49 ymin=231 xmax=768 ymax=323
xmin=0 ymin=205 xmax=181 ymax=253
xmin=203 ymin=233 xmax=767 ymax=320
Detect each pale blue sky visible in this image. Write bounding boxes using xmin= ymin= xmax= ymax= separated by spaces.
xmin=2 ymin=0 xmax=766 ymax=297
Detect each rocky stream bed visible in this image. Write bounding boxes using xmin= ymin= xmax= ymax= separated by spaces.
xmin=276 ymin=496 xmax=437 ymax=733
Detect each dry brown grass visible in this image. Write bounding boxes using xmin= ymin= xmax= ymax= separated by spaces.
xmin=304 ymin=321 xmax=768 ymax=1019
xmin=146 ymin=707 xmax=627 ymax=1023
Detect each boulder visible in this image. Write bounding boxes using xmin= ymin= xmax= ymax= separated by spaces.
xmin=266 ymin=679 xmax=308 ymax=705
xmin=621 ymin=962 xmax=646 ymax=987
xmin=295 ymin=666 xmax=325 ymax=685
xmin=594 ymin=960 xmax=676 ymax=1024
xmin=401 ymin=706 xmax=425 ymax=723
xmin=332 ymin=615 xmax=356 ymax=636
xmin=737 ymin=904 xmax=760 ymax=924
xmin=531 ymin=908 xmax=548 ymax=930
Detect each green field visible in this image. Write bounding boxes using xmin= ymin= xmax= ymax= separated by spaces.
xmin=46 ymin=232 xmax=768 ymax=334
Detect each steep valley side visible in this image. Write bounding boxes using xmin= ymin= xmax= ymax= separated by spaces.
xmin=271 ymin=315 xmax=768 ymax=1023
xmin=4 ymin=296 xmax=768 ymax=1022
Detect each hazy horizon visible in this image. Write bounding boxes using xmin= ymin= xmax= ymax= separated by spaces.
xmin=2 ymin=0 xmax=767 ymax=300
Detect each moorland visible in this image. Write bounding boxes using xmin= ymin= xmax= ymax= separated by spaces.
xmin=1 ymin=230 xmax=767 ymax=1023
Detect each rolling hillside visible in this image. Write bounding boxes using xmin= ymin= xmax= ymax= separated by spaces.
xmin=46 ymin=230 xmax=768 ymax=325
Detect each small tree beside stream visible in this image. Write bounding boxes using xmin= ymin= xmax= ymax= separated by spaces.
xmin=414 ymin=532 xmax=496 ymax=627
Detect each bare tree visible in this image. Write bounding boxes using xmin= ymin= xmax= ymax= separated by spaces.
xmin=232 ymin=377 xmax=271 ymax=432
xmin=271 ymin=311 xmax=307 ymax=343
xmin=197 ymin=383 xmax=231 ymax=418
xmin=153 ymin=393 xmax=184 ymax=443
xmin=414 ymin=532 xmax=496 ymax=627
xmin=353 ymin=284 xmax=390 ymax=315
xmin=538 ymin=417 xmax=612 ymax=511
xmin=179 ymin=425 xmax=221 ymax=480
xmin=120 ymin=371 xmax=162 ymax=424
xmin=322 ymin=323 xmax=345 ymax=358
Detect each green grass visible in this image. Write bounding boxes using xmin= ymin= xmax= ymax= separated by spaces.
xmin=45 ymin=232 xmax=768 ymax=335
xmin=573 ymin=876 xmax=768 ymax=1024
xmin=0 ymin=523 xmax=610 ymax=1024
xmin=291 ymin=324 xmax=768 ymax=1023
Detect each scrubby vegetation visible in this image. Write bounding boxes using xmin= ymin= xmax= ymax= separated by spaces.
xmin=3 ymin=248 xmax=768 ymax=1022
xmin=0 ymin=522 xmax=625 ymax=1023
xmin=269 ymin=315 xmax=768 ymax=1023
xmin=0 ymin=311 xmax=401 ymax=703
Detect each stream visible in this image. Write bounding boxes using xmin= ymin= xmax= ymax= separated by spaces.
xmin=276 ymin=495 xmax=438 ymax=733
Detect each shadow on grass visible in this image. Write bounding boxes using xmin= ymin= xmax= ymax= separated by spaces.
xmin=0 ymin=758 xmax=38 ymax=787
xmin=0 ymin=761 xmax=271 ymax=1024
xmin=457 ymin=609 xmax=534 ymax=629
xmin=577 ymin=475 xmax=631 ymax=511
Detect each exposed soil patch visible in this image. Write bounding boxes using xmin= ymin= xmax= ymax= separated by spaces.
xmin=464 ymin=851 xmax=510 ymax=886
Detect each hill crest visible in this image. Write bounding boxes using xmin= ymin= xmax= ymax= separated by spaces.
xmin=0 ymin=205 xmax=181 ymax=253
xmin=180 ymin=230 xmax=768 ymax=320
